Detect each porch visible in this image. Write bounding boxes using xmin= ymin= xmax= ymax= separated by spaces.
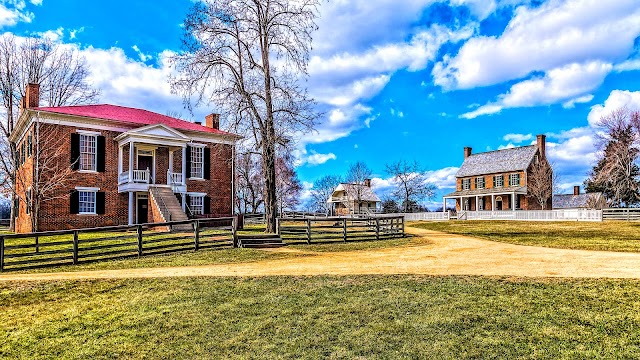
xmin=443 ymin=187 xmax=528 ymax=212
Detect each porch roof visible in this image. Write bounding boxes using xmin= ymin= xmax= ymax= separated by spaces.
xmin=443 ymin=186 xmax=528 ymax=198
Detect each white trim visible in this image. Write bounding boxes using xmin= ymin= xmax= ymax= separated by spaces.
xmin=188 ymin=142 xmax=206 ymax=148
xmin=76 ymin=130 xmax=101 ymax=136
xmin=75 ymin=186 xmax=100 ymax=191
xmin=187 ymin=192 xmax=207 ymax=197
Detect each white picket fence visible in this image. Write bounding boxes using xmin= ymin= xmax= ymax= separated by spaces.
xmin=386 ymin=212 xmax=451 ymax=221
xmin=463 ymin=209 xmax=602 ymax=222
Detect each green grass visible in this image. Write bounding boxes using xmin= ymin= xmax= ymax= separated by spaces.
xmin=411 ymin=220 xmax=640 ymax=252
xmin=2 ymin=276 xmax=640 ymax=358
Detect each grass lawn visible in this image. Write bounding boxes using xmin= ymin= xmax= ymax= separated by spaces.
xmin=2 ymin=275 xmax=640 ymax=358
xmin=411 ymin=220 xmax=640 ymax=252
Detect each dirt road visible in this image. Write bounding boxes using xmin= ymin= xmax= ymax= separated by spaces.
xmin=3 ymin=227 xmax=640 ymax=281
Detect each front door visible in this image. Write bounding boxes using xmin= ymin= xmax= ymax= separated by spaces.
xmin=495 ymin=197 xmax=503 ymax=211
xmin=137 ymin=198 xmax=148 ymax=224
xmin=138 ymin=155 xmax=153 ymax=183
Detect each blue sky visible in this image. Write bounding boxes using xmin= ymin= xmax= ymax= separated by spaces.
xmin=5 ymin=0 xmax=640 ymax=209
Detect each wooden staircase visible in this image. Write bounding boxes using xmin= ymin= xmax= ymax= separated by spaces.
xmin=237 ymin=233 xmax=285 ymax=248
xmin=149 ymin=186 xmax=191 ymax=231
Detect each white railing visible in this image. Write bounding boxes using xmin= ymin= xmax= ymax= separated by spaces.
xmin=386 ymin=212 xmax=451 ymax=221
xmin=168 ymin=171 xmax=184 ymax=185
xmin=464 ymin=209 xmax=602 ymax=222
xmin=133 ymin=169 xmax=150 ymax=183
xmin=602 ymin=208 xmax=640 ymax=221
xmin=118 ymin=172 xmax=129 ymax=185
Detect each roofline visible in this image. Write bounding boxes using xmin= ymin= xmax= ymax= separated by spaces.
xmin=464 ymin=145 xmax=536 ymax=158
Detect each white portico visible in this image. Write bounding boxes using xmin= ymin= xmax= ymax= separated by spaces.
xmin=115 ymin=124 xmax=192 ymax=224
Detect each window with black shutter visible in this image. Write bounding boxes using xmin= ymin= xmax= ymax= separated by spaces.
xmin=185 ymin=145 xmax=191 ymax=179
xmin=203 ymin=147 xmax=211 ymax=180
xmin=96 ymin=136 xmax=106 ymax=172
xmin=70 ymin=133 xmax=80 ymax=170
xmin=27 ymin=134 xmax=32 ymax=157
xmin=204 ymin=195 xmax=211 ymax=214
xmin=96 ymin=192 xmax=106 ymax=214
xmin=14 ymin=198 xmax=19 ymax=217
xmin=21 ymin=142 xmax=25 ymax=165
xmin=69 ymin=190 xmax=79 ymax=214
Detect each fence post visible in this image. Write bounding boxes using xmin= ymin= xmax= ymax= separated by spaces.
xmin=342 ymin=219 xmax=347 ymax=242
xmin=0 ymin=236 xmax=4 ymax=272
xmin=375 ymin=218 xmax=380 ymax=240
xmin=232 ymin=218 xmax=239 ymax=248
xmin=72 ymin=231 xmax=79 ymax=265
xmin=400 ymin=217 xmax=405 ymax=237
xmin=35 ymin=236 xmax=39 ymax=253
xmin=276 ymin=218 xmax=280 ymax=236
xmin=194 ymin=220 xmax=200 ymax=250
xmin=137 ymin=225 xmax=143 ymax=256
xmin=306 ymin=219 xmax=311 ymax=245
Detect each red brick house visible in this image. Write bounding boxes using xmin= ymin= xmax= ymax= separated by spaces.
xmin=443 ymin=135 xmax=552 ymax=211
xmin=10 ymin=83 xmax=239 ymax=233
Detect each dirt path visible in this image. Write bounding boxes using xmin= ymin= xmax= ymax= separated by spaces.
xmin=3 ymin=227 xmax=640 ymax=281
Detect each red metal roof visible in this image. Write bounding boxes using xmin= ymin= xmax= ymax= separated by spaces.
xmin=33 ymin=104 xmax=236 ymax=136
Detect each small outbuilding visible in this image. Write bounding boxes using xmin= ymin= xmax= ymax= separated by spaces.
xmin=553 ymin=186 xmax=607 ymax=210
xmin=327 ymin=179 xmax=381 ymax=215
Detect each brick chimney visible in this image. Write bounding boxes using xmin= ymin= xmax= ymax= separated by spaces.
xmin=23 ymin=83 xmax=40 ymax=110
xmin=536 ymin=134 xmax=546 ymax=159
xmin=364 ymin=179 xmax=371 ymax=187
xmin=574 ymin=186 xmax=580 ymax=196
xmin=464 ymin=147 xmax=472 ymax=159
xmin=205 ymin=113 xmax=220 ymax=129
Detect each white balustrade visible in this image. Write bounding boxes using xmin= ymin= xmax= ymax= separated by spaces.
xmin=133 ymin=169 xmax=150 ymax=183
xmin=168 ymin=172 xmax=183 ymax=185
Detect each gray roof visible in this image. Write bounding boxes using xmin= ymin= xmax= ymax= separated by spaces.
xmin=553 ymin=193 xmax=604 ymax=209
xmin=444 ymin=186 xmax=528 ymax=198
xmin=456 ymin=145 xmax=538 ymax=177
xmin=328 ymin=183 xmax=381 ymax=203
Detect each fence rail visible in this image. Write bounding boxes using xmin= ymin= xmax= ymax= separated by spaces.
xmin=277 ymin=215 xmax=404 ymax=244
xmin=0 ymin=217 xmax=237 ymax=272
xmin=602 ymin=208 xmax=640 ymax=221
xmin=385 ymin=212 xmax=451 ymax=221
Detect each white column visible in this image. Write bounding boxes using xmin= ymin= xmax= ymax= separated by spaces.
xmin=168 ymin=150 xmax=174 ymax=185
xmin=491 ymin=194 xmax=495 ymax=211
xmin=475 ymin=196 xmax=479 ymax=211
xmin=182 ymin=146 xmax=187 ymax=185
xmin=118 ymin=145 xmax=123 ymax=174
xmin=512 ymin=193 xmax=516 ymax=211
xmin=128 ymin=191 xmax=134 ymax=225
xmin=181 ymin=193 xmax=186 ymax=212
xmin=443 ymin=198 xmax=446 ymax=212
xmin=128 ymin=141 xmax=134 ymax=182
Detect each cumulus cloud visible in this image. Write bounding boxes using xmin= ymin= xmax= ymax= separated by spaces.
xmin=434 ymin=0 xmax=640 ymax=90
xmin=587 ymin=89 xmax=640 ymax=126
xmin=0 ymin=1 xmax=34 ymax=28
xmin=460 ymin=61 xmax=611 ymax=118
xmin=503 ymin=133 xmax=533 ymax=143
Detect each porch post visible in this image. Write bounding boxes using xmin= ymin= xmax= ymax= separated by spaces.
xmin=182 ymin=146 xmax=187 ymax=185
xmin=475 ymin=196 xmax=479 ymax=211
xmin=512 ymin=193 xmax=516 ymax=211
xmin=491 ymin=194 xmax=495 ymax=211
xmin=128 ymin=191 xmax=134 ymax=225
xmin=168 ymin=150 xmax=174 ymax=185
xmin=128 ymin=141 xmax=134 ymax=182
xmin=118 ymin=145 xmax=123 ymax=175
xmin=181 ymin=193 xmax=186 ymax=212
xmin=442 ymin=198 xmax=446 ymax=212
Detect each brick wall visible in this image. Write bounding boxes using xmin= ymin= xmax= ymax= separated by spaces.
xmin=186 ymin=143 xmax=233 ymax=217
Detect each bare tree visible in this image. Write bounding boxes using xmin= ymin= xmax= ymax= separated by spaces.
xmin=172 ymin=0 xmax=320 ymax=232
xmin=585 ymin=108 xmax=640 ymax=207
xmin=235 ymin=152 xmax=264 ymax=213
xmin=0 ymin=34 xmax=99 ymax=230
xmin=275 ymin=156 xmax=301 ymax=215
xmin=14 ymin=120 xmax=77 ymax=232
xmin=385 ymin=160 xmax=435 ymax=213
xmin=309 ymin=174 xmax=341 ymax=213
xmin=345 ymin=161 xmax=372 ymax=213
xmin=527 ymin=159 xmax=555 ymax=210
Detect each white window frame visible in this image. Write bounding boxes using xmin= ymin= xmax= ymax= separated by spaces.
xmin=475 ymin=177 xmax=485 ymax=189
xmin=509 ymin=173 xmax=520 ymax=187
xmin=78 ymin=131 xmax=99 ymax=172
xmin=495 ymin=175 xmax=504 ymax=188
xmin=190 ymin=145 xmax=205 ymax=179
xmin=189 ymin=193 xmax=205 ymax=215
xmin=76 ymin=186 xmax=100 ymax=215
xmin=462 ymin=178 xmax=471 ymax=190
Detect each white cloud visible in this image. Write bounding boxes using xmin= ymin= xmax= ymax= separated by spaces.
xmin=503 ymin=133 xmax=533 ymax=143
xmin=587 ymin=90 xmax=640 ymax=126
xmin=562 ymin=94 xmax=594 ymax=109
xmin=460 ymin=61 xmax=611 ymax=118
xmin=0 ymin=1 xmax=34 ymax=28
xmin=306 ymin=152 xmax=337 ymax=166
xmin=424 ymin=167 xmax=459 ymax=189
xmin=132 ymin=45 xmax=152 ymax=62
xmin=433 ymin=0 xmax=640 ymax=90
xmin=313 ymin=75 xmax=389 ymax=107
xmin=449 ymin=0 xmax=496 ymax=20
xmin=30 ymin=0 xmax=42 ymax=5
xmin=614 ymin=59 xmax=640 ymax=72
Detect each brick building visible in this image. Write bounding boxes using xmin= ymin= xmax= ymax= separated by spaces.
xmin=10 ymin=83 xmax=239 ymax=233
xmin=443 ymin=135 xmax=553 ymax=211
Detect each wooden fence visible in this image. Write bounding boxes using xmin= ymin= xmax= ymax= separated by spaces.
xmin=602 ymin=208 xmax=640 ymax=221
xmin=0 ymin=217 xmax=236 ymax=272
xmin=385 ymin=212 xmax=450 ymax=221
xmin=277 ymin=216 xmax=404 ymax=244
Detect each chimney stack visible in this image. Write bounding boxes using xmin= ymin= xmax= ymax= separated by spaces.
xmin=536 ymin=134 xmax=546 ymax=159
xmin=464 ymin=147 xmax=472 ymax=159
xmin=24 ymin=83 xmax=40 ymax=110
xmin=364 ymin=179 xmax=371 ymax=187
xmin=574 ymin=186 xmax=580 ymax=196
xmin=205 ymin=113 xmax=220 ymax=129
